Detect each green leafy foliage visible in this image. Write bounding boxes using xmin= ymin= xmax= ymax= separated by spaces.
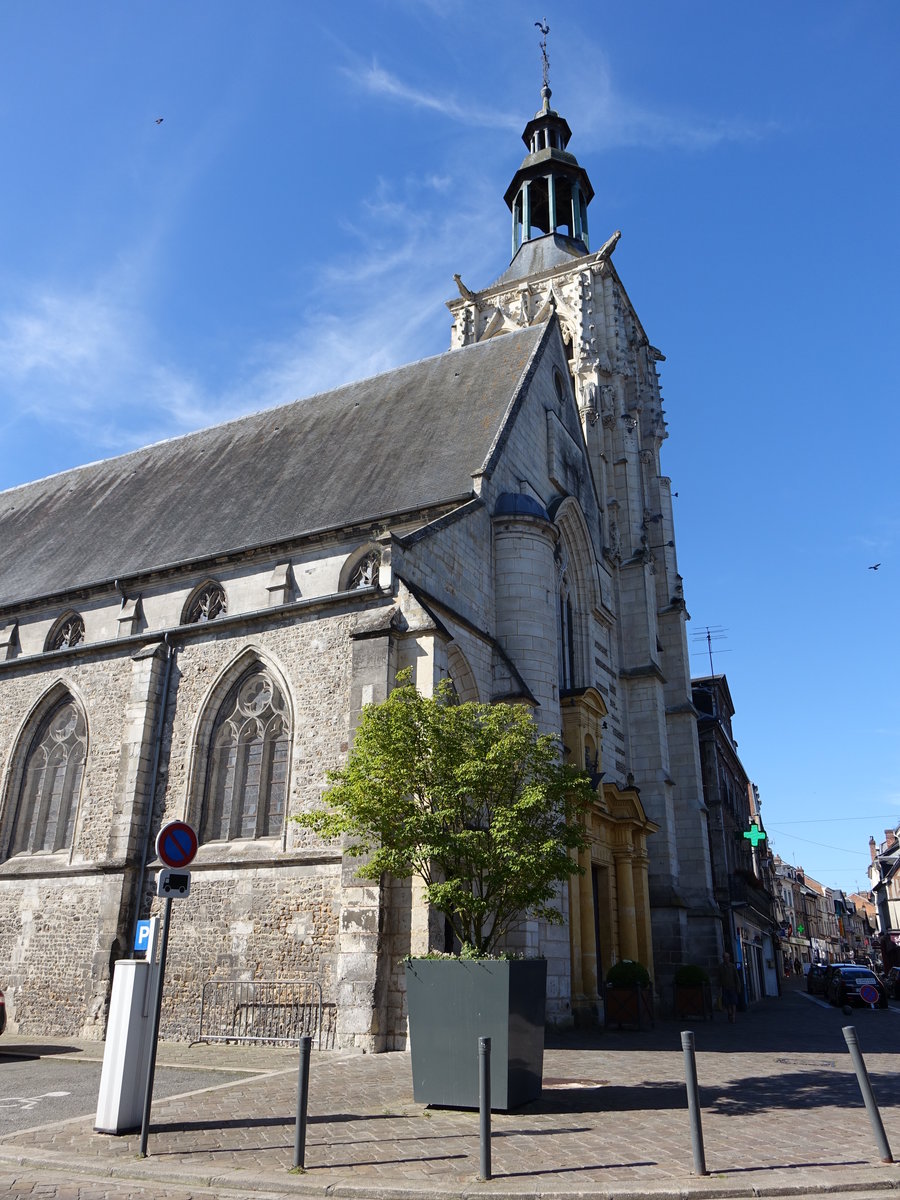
xmin=295 ymin=670 xmax=592 ymax=956
xmin=605 ymin=959 xmax=651 ymax=988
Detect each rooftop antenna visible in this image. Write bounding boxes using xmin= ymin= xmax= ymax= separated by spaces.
xmin=690 ymin=625 xmax=730 ymax=676
xmin=535 ymin=18 xmax=550 ymax=91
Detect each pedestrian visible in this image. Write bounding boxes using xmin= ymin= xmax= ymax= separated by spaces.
xmin=793 ymin=957 xmax=801 ymax=976
xmin=721 ymin=952 xmax=740 ymax=1023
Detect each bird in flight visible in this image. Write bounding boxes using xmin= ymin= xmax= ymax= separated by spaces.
xmin=155 ymin=117 xmax=164 ymax=125
xmin=869 ymin=563 xmax=881 ymax=571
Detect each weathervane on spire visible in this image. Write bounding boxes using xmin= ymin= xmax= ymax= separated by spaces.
xmin=535 ymin=19 xmax=550 ymax=90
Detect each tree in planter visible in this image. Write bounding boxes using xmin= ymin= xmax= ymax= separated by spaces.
xmin=295 ymin=670 xmax=593 ymax=955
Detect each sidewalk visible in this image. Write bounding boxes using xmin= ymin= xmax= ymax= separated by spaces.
xmin=1 ymin=984 xmax=899 ymax=1199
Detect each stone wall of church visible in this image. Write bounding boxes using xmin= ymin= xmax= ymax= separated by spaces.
xmin=0 ymin=873 xmax=115 ymax=1034
xmin=399 ymin=505 xmax=494 ymax=637
xmin=0 ymin=649 xmax=149 ymax=1036
xmin=154 ymin=609 xmax=355 ymax=839
xmin=144 ymin=606 xmax=358 ymax=1038
xmin=0 ymin=587 xmax=379 ymax=1042
xmin=153 ymin=862 xmax=342 ymax=1042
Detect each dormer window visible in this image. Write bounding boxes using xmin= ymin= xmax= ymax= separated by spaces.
xmin=347 ymin=550 xmax=380 ymax=590
xmin=184 ymin=581 xmax=227 ymax=624
xmin=46 ymin=612 xmax=85 ymax=652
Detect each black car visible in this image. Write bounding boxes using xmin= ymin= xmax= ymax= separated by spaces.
xmin=828 ymin=966 xmax=888 ymax=1009
xmin=821 ymin=961 xmax=854 ymax=998
xmin=806 ymin=963 xmax=829 ymax=995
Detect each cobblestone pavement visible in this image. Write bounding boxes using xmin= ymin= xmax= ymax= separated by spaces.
xmin=1 ymin=981 xmax=899 ymax=1199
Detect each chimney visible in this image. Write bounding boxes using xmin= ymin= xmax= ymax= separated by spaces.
xmin=870 ymin=835 xmax=878 ymax=863
xmin=885 ymin=829 xmax=898 ymax=851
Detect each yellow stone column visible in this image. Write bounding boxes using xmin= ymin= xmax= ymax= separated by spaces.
xmin=615 ymin=850 xmax=639 ymax=962
xmin=632 ymin=853 xmax=654 ymax=979
xmin=578 ymin=847 xmax=598 ymax=998
xmin=568 ymin=851 xmax=584 ymax=998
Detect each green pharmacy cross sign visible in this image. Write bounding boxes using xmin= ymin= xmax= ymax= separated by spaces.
xmin=743 ymin=824 xmax=767 ymax=848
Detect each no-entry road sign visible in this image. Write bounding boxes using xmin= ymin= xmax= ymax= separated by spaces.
xmin=156 ymin=820 xmax=198 ymax=869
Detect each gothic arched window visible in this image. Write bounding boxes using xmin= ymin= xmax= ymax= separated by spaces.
xmin=559 ymin=574 xmax=575 ymax=691
xmin=184 ymin=580 xmax=227 ymax=625
xmin=9 ymin=696 xmax=86 ymax=855
xmin=200 ymin=666 xmax=290 ymax=843
xmin=45 ymin=612 xmax=85 ymax=652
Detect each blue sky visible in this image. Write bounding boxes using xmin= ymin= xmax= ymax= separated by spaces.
xmin=1 ymin=2 xmax=898 ymax=897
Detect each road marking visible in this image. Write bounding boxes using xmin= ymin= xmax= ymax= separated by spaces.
xmin=798 ymin=992 xmax=831 ymax=1009
xmin=0 ymin=1090 xmax=70 ymax=1111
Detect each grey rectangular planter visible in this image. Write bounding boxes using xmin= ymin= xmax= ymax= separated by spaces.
xmin=404 ymin=957 xmax=547 ymax=1111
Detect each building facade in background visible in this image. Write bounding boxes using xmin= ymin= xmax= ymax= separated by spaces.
xmin=869 ymin=826 xmax=900 ymax=970
xmin=692 ymin=675 xmax=779 ymax=1002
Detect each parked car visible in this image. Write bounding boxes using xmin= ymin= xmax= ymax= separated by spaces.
xmin=0 ymin=987 xmax=5 ymax=1035
xmin=828 ymin=966 xmax=888 ymax=1009
xmin=822 ymin=962 xmax=854 ymax=996
xmin=885 ymin=966 xmax=900 ymax=1001
xmin=806 ymin=963 xmax=828 ymax=995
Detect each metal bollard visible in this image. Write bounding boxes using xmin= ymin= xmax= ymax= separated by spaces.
xmin=842 ymin=1026 xmax=894 ymax=1163
xmin=293 ymin=1034 xmax=312 ymax=1170
xmin=478 ymin=1036 xmax=492 ymax=1181
xmin=681 ymin=1030 xmax=708 ymax=1176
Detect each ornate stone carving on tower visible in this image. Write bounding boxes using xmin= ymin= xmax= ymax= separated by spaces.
xmin=447 ymin=62 xmax=721 ymax=988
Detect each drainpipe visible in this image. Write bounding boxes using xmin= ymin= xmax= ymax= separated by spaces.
xmin=130 ymin=632 xmax=176 ymax=952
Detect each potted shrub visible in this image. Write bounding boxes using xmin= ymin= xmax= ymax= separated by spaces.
xmin=673 ymin=964 xmax=712 ymax=1021
xmin=604 ymin=959 xmax=654 ymax=1029
xmin=296 ymin=670 xmax=593 ymax=1109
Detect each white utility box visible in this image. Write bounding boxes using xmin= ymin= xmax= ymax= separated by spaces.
xmin=95 ymin=953 xmax=158 ymax=1134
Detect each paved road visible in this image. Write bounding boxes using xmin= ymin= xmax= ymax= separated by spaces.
xmin=0 ymin=1052 xmax=247 ymax=1132
xmin=0 ymin=981 xmax=898 ymax=1199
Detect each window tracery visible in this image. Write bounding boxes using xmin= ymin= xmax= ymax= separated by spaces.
xmin=185 ymin=581 xmax=227 ymax=624
xmin=8 ymin=696 xmax=86 ymax=855
xmin=200 ymin=666 xmax=290 ymax=843
xmin=47 ymin=613 xmax=85 ymax=651
xmin=347 ymin=550 xmax=380 ymax=590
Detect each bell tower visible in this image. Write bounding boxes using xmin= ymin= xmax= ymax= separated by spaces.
xmin=445 ymin=31 xmax=722 ymax=993
xmin=504 ymin=82 xmax=594 ymax=262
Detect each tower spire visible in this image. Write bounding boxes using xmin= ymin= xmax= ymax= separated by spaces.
xmin=503 ymin=35 xmax=594 ymax=266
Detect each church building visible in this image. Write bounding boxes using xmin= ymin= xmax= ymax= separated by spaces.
xmin=0 ymin=74 xmax=720 ymax=1046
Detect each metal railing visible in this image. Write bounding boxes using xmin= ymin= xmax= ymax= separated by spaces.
xmin=197 ymin=979 xmax=327 ymax=1049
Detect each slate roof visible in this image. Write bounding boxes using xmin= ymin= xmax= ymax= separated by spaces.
xmin=491 ymin=233 xmax=588 ymax=289
xmin=0 ymin=323 xmax=549 ymax=609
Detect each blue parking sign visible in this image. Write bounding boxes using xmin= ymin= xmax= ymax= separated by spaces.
xmin=134 ymin=920 xmax=152 ymax=954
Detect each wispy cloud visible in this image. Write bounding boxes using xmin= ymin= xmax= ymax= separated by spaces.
xmin=346 ymin=48 xmax=777 ymax=153
xmin=343 ymin=59 xmax=520 ymax=131
xmin=0 ymin=168 xmax=503 ymax=482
